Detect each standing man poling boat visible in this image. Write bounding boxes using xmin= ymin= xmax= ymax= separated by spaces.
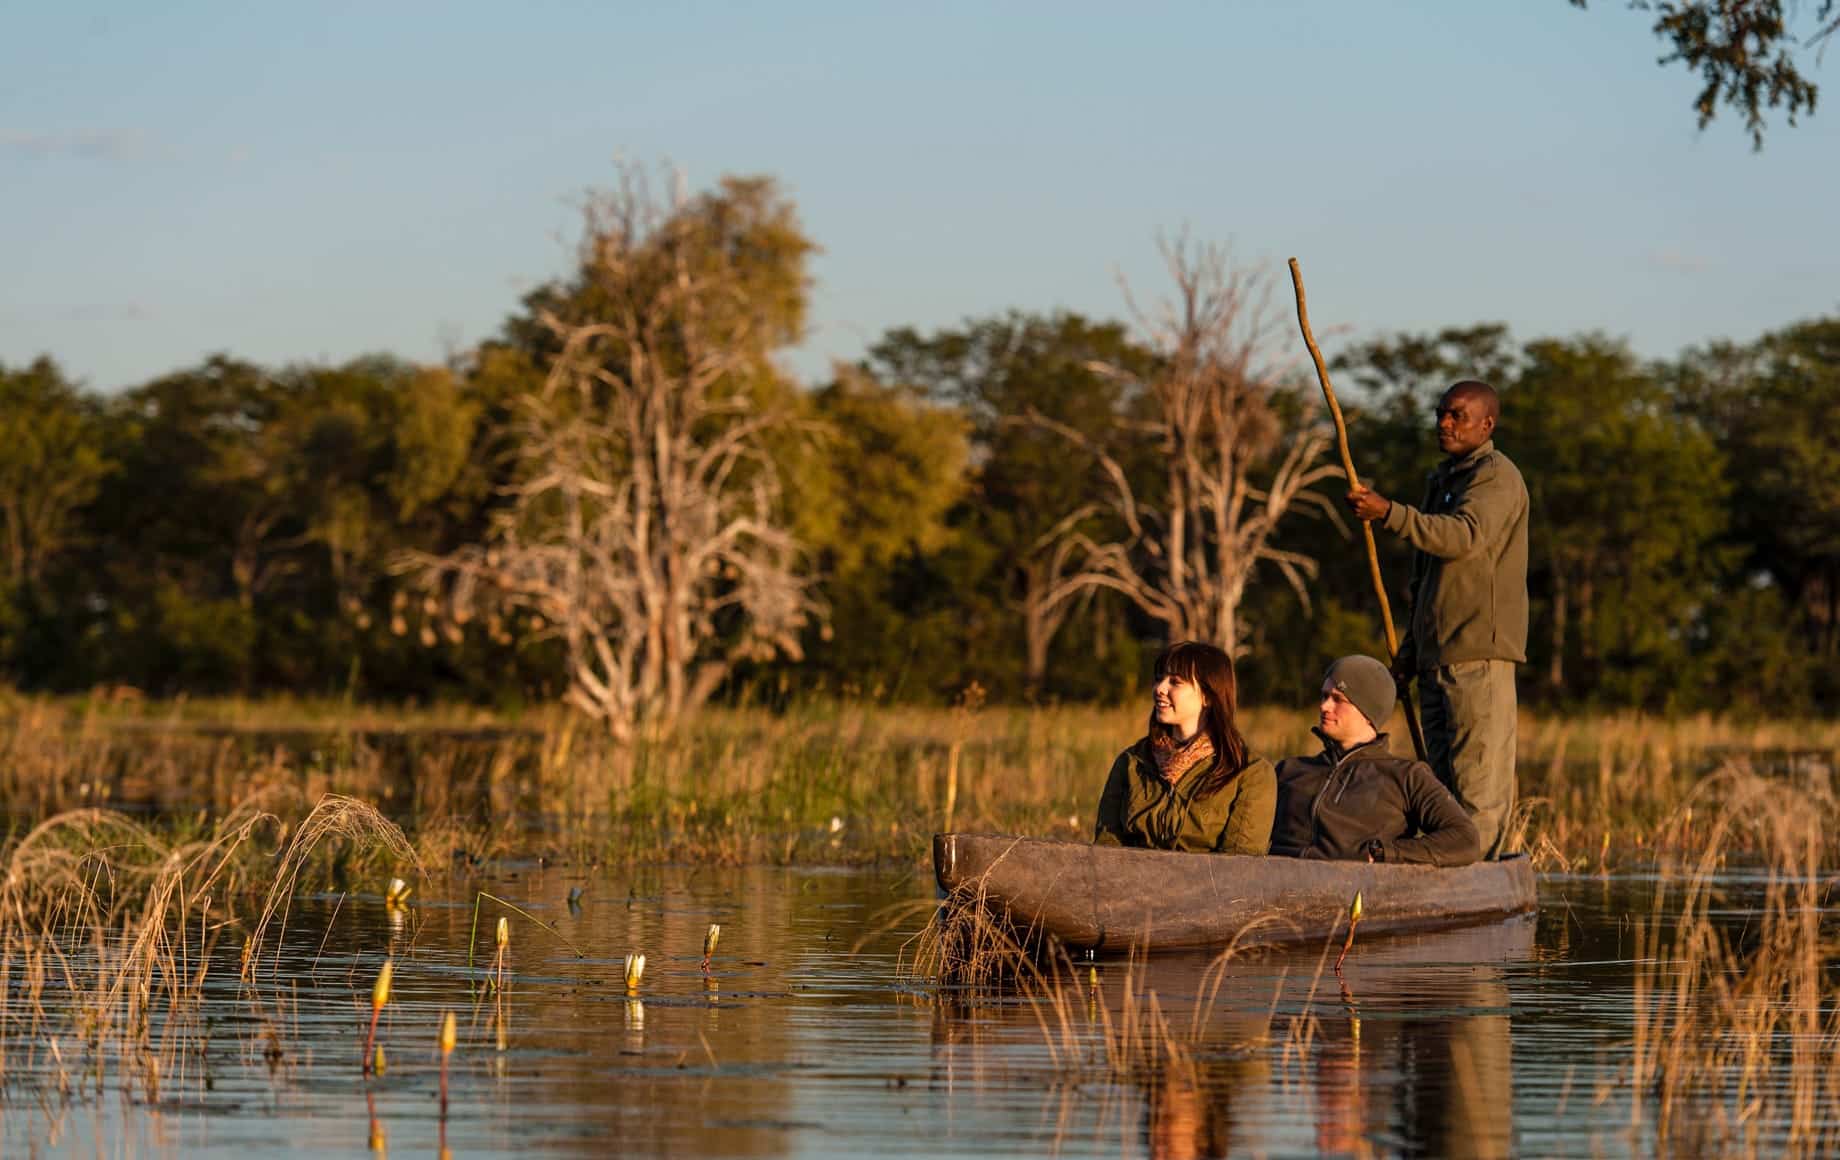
xmin=1345 ymin=381 xmax=1529 ymax=860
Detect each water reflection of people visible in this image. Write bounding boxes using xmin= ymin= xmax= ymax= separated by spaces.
xmin=1146 ymin=1056 xmax=1223 ymax=1159
xmin=1314 ymin=922 xmax=1526 ymax=1158
xmin=1304 ymin=978 xmax=1514 ymax=1159
xmin=1142 ymin=1016 xmax=1272 ymax=1160
xmin=923 ymin=925 xmax=1520 ymax=1156
xmin=1093 ymin=641 xmax=1275 ymax=855
xmin=1311 ymin=1016 xmax=1373 ymax=1159
xmin=1116 ymin=961 xmax=1274 ymax=1159
xmin=1397 ymin=974 xmax=1514 ymax=1158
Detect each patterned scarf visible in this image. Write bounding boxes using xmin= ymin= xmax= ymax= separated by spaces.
xmin=1150 ymin=730 xmax=1216 ymax=786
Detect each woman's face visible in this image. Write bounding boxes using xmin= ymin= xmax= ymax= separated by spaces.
xmin=1152 ymin=670 xmax=1206 ymax=735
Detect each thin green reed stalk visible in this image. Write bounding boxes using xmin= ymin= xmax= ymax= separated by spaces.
xmin=466 ymin=891 xmax=585 ymax=971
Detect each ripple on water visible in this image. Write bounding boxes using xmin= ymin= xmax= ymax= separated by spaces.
xmin=3 ymin=867 xmax=1832 ymax=1156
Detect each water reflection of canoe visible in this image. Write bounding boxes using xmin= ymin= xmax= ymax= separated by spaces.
xmin=933 ymin=833 xmax=1537 ymax=953
xmin=1123 ymin=911 xmax=1539 ymax=984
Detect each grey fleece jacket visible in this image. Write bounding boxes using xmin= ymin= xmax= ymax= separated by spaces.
xmin=1271 ymin=732 xmax=1480 ymax=866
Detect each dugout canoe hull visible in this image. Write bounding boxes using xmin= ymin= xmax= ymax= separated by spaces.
xmin=932 ymin=833 xmax=1537 ymax=953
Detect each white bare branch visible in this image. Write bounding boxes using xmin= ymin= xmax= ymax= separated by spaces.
xmin=393 ymin=168 xmax=818 ymax=735
xmin=1025 ymin=238 xmax=1336 ymax=655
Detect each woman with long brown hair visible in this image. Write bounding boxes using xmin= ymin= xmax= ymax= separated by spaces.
xmin=1093 ymin=640 xmax=1275 ymax=854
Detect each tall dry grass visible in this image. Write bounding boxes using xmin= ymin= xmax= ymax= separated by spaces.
xmin=1628 ymin=764 xmax=1840 ymax=1158
xmin=1 ymin=695 xmax=1836 ymax=870
xmin=903 ymin=878 xmax=1289 ymax=1086
xmin=0 ymin=791 xmax=414 ymax=1103
xmin=1512 ymin=711 xmax=1840 ymax=872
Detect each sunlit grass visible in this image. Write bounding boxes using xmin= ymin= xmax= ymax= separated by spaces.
xmin=0 ymin=695 xmax=1836 ymax=870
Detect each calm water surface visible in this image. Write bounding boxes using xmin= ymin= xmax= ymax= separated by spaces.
xmin=1 ymin=866 xmax=1819 ymax=1157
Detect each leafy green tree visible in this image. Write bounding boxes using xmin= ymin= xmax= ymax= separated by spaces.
xmin=0 ymin=357 xmax=113 ymax=590
xmin=78 ymin=354 xmax=497 ymax=696
xmin=1511 ymin=335 xmax=1732 ymax=705
xmin=785 ymin=370 xmax=968 ymax=579
xmin=276 ymin=358 xmax=478 ymax=594
xmin=759 ymin=369 xmax=974 ymax=700
xmin=0 ymin=357 xmax=114 ymax=680
xmin=90 ymin=356 xmax=278 ymax=690
xmin=1680 ymin=318 xmax=1840 ymax=689
xmin=1571 ymin=0 xmax=1838 ymax=148
xmin=257 ymin=356 xmax=496 ymax=695
xmin=1330 ymin=327 xmax=1736 ymax=708
xmin=1684 ymin=582 xmax=1818 ymax=713
xmin=867 ymin=311 xmax=1157 ymax=698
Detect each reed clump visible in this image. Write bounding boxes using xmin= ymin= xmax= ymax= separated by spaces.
xmin=903 ymin=883 xmax=1046 ymax=991
xmin=905 ymin=878 xmax=1281 ymax=1087
xmin=1629 ymin=763 xmax=1840 ymax=1157
xmin=0 ymin=791 xmax=418 ymax=1104
xmin=900 ymin=881 xmax=1102 ymax=1076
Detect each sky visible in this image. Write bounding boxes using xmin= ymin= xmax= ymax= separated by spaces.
xmin=3 ymin=1 xmax=1837 ymax=393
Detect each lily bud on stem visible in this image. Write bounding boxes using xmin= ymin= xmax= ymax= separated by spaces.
xmin=385 ymin=877 xmax=412 ymax=908
xmin=438 ymin=1010 xmax=457 ymax=1116
xmin=362 ymin=960 xmax=394 ymax=1075
xmin=1335 ymin=892 xmax=1364 ymax=973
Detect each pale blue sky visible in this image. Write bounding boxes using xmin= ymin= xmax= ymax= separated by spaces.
xmin=3 ymin=1 xmax=1836 ymax=391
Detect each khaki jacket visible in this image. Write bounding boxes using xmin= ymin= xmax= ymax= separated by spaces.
xmin=1093 ymin=738 xmax=1275 ymax=855
xmin=1382 ymin=440 xmax=1530 ymax=668
xmin=1270 ymin=732 xmax=1479 ymax=866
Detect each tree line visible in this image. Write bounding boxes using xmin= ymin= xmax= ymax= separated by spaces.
xmin=3 ymin=170 xmax=1836 ymax=724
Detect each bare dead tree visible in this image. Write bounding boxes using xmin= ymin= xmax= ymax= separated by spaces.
xmin=1024 ymin=237 xmax=1343 ymax=655
xmin=1016 ymin=504 xmax=1102 ymax=693
xmin=397 ymin=170 xmax=818 ymax=736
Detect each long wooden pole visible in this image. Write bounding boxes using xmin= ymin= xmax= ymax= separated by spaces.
xmin=1287 ymin=258 xmax=1428 ymax=762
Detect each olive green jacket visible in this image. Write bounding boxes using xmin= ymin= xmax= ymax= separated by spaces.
xmin=1092 ymin=738 xmax=1276 ymax=855
xmin=1382 ymin=440 xmax=1530 ymax=669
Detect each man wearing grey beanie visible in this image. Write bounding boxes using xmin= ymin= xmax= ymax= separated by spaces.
xmin=1269 ymin=656 xmax=1480 ymax=866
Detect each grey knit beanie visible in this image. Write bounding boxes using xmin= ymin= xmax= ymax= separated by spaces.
xmin=1323 ymin=655 xmax=1396 ymax=728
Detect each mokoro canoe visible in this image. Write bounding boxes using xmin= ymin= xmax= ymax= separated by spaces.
xmin=933 ymin=832 xmax=1537 ymax=953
